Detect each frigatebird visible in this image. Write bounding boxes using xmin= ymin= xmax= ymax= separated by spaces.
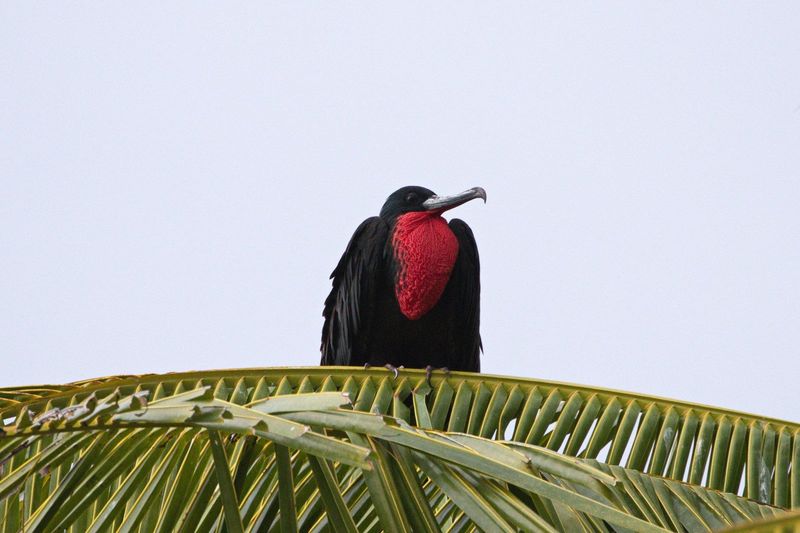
xmin=321 ymin=186 xmax=485 ymax=374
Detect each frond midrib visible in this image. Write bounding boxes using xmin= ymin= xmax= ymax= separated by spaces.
xmin=4 ymin=366 xmax=796 ymax=430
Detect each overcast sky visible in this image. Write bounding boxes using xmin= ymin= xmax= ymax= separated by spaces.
xmin=2 ymin=4 xmax=798 ymax=421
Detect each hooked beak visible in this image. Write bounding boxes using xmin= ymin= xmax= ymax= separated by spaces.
xmin=421 ymin=187 xmax=487 ymax=213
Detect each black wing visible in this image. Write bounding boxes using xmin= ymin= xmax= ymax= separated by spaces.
xmin=321 ymin=217 xmax=389 ymax=365
xmin=445 ymin=218 xmax=482 ymax=372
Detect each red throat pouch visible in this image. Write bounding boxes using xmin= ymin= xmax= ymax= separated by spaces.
xmin=392 ymin=212 xmax=459 ymax=320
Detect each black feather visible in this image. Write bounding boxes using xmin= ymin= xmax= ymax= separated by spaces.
xmin=320 ymin=217 xmax=388 ymax=365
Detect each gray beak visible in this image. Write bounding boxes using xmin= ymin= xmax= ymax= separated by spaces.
xmin=421 ymin=187 xmax=487 ymax=212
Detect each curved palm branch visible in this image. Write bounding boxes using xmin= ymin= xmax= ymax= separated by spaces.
xmin=719 ymin=509 xmax=800 ymax=532
xmin=0 ymin=367 xmax=795 ymax=531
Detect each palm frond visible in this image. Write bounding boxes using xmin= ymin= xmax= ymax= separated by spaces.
xmin=1 ymin=367 xmax=795 ymax=531
xmin=3 ymin=367 xmax=796 ymax=508
xmin=0 ymin=376 xmax=780 ymax=532
xmin=719 ymin=509 xmax=800 ymax=532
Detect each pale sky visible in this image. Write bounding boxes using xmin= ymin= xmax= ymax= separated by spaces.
xmin=1 ymin=3 xmax=798 ymax=421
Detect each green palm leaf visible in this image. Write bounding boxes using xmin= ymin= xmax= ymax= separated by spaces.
xmin=719 ymin=509 xmax=800 ymax=532
xmin=0 ymin=367 xmax=795 ymax=531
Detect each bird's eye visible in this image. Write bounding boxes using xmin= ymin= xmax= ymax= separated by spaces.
xmin=405 ymin=193 xmax=418 ymax=203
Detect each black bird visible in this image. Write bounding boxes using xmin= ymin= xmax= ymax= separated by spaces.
xmin=321 ymin=186 xmax=485 ymax=373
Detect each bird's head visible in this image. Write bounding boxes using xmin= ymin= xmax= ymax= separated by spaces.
xmin=379 ymin=186 xmax=487 ymax=221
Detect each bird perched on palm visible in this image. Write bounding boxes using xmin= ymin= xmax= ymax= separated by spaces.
xmin=321 ymin=186 xmax=485 ymax=377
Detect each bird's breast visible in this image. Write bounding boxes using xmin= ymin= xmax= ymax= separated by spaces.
xmin=391 ymin=212 xmax=459 ymax=320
